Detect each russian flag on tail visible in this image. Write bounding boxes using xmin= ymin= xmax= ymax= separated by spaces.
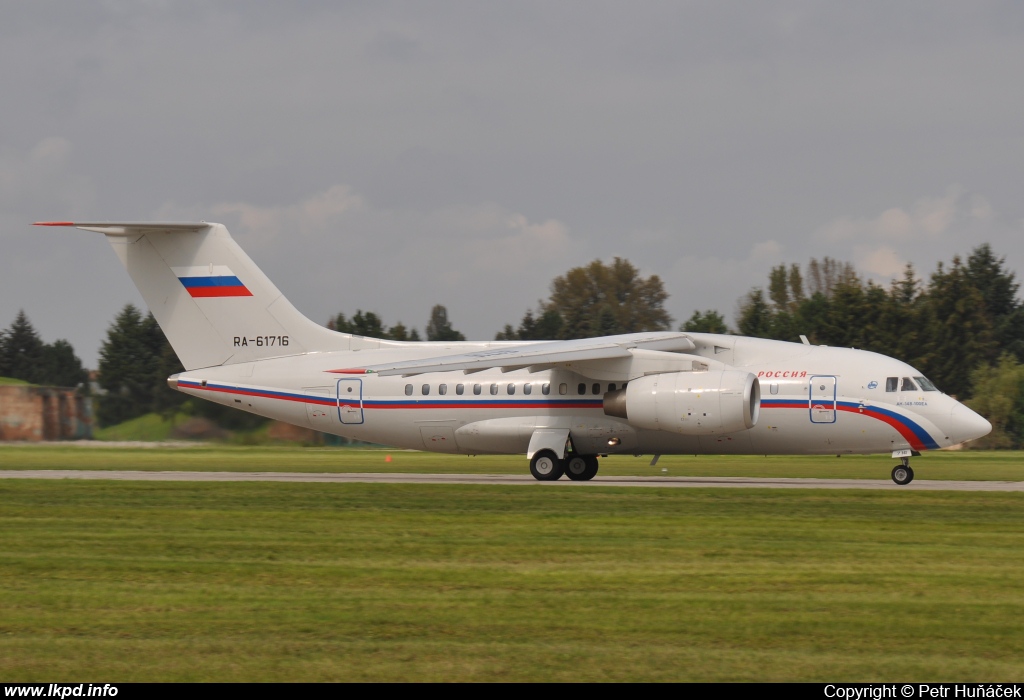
xmin=172 ymin=265 xmax=253 ymax=298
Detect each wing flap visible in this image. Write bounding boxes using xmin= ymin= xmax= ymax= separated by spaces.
xmin=329 ymin=332 xmax=697 ymax=377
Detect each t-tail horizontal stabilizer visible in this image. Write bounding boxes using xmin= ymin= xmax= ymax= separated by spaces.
xmin=35 ymin=221 xmax=376 ymax=370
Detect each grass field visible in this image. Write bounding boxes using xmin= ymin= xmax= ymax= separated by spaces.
xmin=1 ymin=478 xmax=1023 ymax=681
xmin=92 ymin=413 xmax=181 ymax=442
xmin=1 ymin=448 xmax=1022 ymax=681
xmin=1 ymin=444 xmax=1023 ymax=481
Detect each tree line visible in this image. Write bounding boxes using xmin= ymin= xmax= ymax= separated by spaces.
xmin=732 ymin=245 xmax=1024 ymax=400
xmin=729 ymin=244 xmax=1024 ymax=447
xmin=5 ymin=243 xmax=1023 ymax=447
xmin=0 ymin=310 xmax=88 ymax=388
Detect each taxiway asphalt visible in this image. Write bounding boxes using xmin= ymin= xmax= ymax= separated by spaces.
xmin=1 ymin=470 xmax=1022 ymax=491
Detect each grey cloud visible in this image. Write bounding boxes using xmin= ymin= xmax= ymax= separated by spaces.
xmin=3 ymin=1 xmax=1024 ymax=365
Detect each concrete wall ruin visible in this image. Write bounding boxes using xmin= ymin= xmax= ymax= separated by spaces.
xmin=0 ymin=386 xmax=93 ymax=441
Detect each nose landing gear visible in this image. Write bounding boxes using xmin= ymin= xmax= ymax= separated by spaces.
xmin=891 ymin=457 xmax=915 ymax=485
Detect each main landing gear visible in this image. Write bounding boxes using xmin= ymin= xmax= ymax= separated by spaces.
xmin=530 ymin=450 xmax=599 ymax=481
xmin=565 ymin=454 xmax=599 ymax=481
xmin=891 ymin=457 xmax=915 ymax=486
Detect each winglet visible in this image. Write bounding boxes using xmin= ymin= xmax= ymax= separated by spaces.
xmin=34 ymin=221 xmax=75 ymax=226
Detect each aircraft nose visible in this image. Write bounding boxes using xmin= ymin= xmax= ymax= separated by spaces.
xmin=949 ymin=402 xmax=992 ymax=444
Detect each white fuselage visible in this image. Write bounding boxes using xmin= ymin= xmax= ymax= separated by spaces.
xmin=172 ymin=333 xmax=986 ymax=457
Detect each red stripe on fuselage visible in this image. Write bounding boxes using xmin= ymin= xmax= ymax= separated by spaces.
xmin=835 ymin=403 xmax=926 ymax=451
xmin=186 ymin=286 xmax=253 ymax=298
xmin=763 ymin=401 xmax=928 ymax=451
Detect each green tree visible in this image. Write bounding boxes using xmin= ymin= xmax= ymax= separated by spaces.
xmin=39 ymin=339 xmax=89 ymax=389
xmin=328 ymin=311 xmax=419 ymax=341
xmin=768 ymin=264 xmax=791 ymax=309
xmin=97 ymin=305 xmax=178 ymax=426
xmin=494 ymin=324 xmax=518 ymax=341
xmin=964 ymin=244 xmax=1024 ymax=362
xmin=496 ymin=308 xmax=564 ymax=341
xmin=681 ymin=309 xmax=730 ymax=334
xmin=787 ymin=263 xmax=805 ymax=306
xmin=389 ymin=322 xmax=420 ymax=342
xmin=351 ymin=310 xmax=387 ymax=338
xmin=875 ymin=265 xmax=926 ymax=367
xmin=327 ymin=313 xmax=354 ymax=334
xmin=734 ymin=245 xmax=1024 ymax=402
xmin=97 ymin=305 xmax=153 ymax=426
xmin=806 ymin=257 xmax=857 ymax=298
xmin=151 ymin=330 xmax=186 ymax=418
xmin=966 ymin=355 xmax=1024 ymax=449
xmin=736 ymin=289 xmax=773 ymax=338
xmin=0 ymin=311 xmax=87 ymax=387
xmin=919 ymin=258 xmax=994 ymax=398
xmin=425 ymin=305 xmax=466 ymax=342
xmin=817 ymin=278 xmax=868 ymax=349
xmin=544 ymin=258 xmax=671 ymax=339
xmin=0 ymin=310 xmax=45 ymax=382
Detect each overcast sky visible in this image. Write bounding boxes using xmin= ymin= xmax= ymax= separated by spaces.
xmin=3 ymin=1 xmax=1024 ymax=367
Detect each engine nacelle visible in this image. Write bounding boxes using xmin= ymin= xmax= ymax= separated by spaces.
xmin=603 ymin=370 xmax=760 ymax=435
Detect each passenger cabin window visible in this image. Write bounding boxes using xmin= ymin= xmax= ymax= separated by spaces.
xmin=578 ymin=383 xmax=586 ymax=395
xmin=405 ymin=384 xmax=413 ymax=396
xmin=542 ymin=383 xmax=551 ymax=395
xmin=473 ymin=384 xmax=482 ymax=395
xmin=770 ymin=383 xmax=779 ymax=395
xmin=559 ymin=383 xmax=567 ymax=395
xmin=523 ymin=383 xmax=532 ymax=395
xmin=886 ymin=377 xmax=898 ymax=392
xmin=915 ymin=377 xmax=938 ymax=392
xmin=438 ymin=384 xmax=447 ymax=396
xmin=490 ymin=383 xmax=499 ymax=395
xmin=456 ymin=384 xmax=465 ymax=395
xmin=421 ymin=384 xmax=430 ymax=395
xmin=507 ymin=383 xmax=516 ymax=395
xmin=609 ymin=383 xmax=617 ymax=392
xmin=901 ymin=377 xmax=918 ymax=392
xmin=592 ymin=383 xmax=600 ymax=395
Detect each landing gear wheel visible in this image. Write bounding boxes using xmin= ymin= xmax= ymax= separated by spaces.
xmin=565 ymin=455 xmax=599 ymax=481
xmin=530 ymin=450 xmax=565 ymax=481
xmin=891 ymin=464 xmax=915 ymax=485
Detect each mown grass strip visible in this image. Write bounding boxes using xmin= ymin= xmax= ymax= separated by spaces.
xmin=0 ymin=445 xmax=1022 ymax=481
xmin=1 ymin=480 xmax=1022 ymax=681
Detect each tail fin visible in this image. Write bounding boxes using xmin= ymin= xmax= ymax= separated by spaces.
xmin=37 ymin=221 xmax=384 ymax=370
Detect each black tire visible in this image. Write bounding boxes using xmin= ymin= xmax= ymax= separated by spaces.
xmin=891 ymin=464 xmax=914 ymax=485
xmin=565 ymin=455 xmax=587 ymax=480
xmin=565 ymin=455 xmax=599 ymax=481
xmin=582 ymin=455 xmax=599 ymax=480
xmin=530 ymin=450 xmax=565 ymax=481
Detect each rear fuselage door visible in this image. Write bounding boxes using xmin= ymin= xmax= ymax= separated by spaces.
xmin=337 ymin=378 xmax=364 ymax=424
xmin=809 ymin=375 xmax=837 ymax=424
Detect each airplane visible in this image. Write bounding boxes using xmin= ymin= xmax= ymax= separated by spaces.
xmin=36 ymin=220 xmax=992 ymax=485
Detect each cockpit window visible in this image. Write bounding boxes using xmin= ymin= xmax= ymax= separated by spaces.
xmin=900 ymin=377 xmax=918 ymax=391
xmin=914 ymin=376 xmax=938 ymax=392
xmin=886 ymin=377 xmax=898 ymax=392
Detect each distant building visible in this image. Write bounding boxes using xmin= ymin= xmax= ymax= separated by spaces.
xmin=0 ymin=386 xmax=93 ymax=441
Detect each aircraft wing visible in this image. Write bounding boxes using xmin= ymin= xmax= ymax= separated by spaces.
xmin=332 ymin=332 xmax=697 ymax=377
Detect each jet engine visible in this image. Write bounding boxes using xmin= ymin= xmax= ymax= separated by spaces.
xmin=603 ymin=370 xmax=760 ymax=435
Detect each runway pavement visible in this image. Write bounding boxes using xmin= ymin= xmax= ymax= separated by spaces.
xmin=1 ymin=470 xmax=1023 ymax=491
